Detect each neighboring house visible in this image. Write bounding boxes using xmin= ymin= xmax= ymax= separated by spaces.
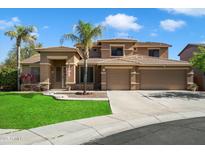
xmin=21 ymin=38 xmax=193 ymax=91
xmin=179 ymin=43 xmax=205 ymax=91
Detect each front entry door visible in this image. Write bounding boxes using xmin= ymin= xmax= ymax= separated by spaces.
xmin=54 ymin=66 xmax=66 ymax=89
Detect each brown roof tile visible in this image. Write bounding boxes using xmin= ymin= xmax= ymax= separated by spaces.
xmin=78 ymin=55 xmax=190 ymax=66
xmin=135 ymin=42 xmax=171 ymax=47
xmin=21 ymin=54 xmax=40 ymax=64
xmin=35 ymin=46 xmax=77 ymax=52
xmin=97 ymin=38 xmax=138 ymax=43
xmin=97 ymin=55 xmax=190 ymax=66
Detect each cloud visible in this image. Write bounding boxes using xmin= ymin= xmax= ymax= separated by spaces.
xmin=160 ymin=19 xmax=186 ymax=32
xmin=0 ymin=17 xmax=20 ymax=30
xmin=150 ymin=32 xmax=158 ymax=37
xmin=11 ymin=17 xmax=20 ymax=22
xmin=102 ymin=13 xmax=142 ymax=31
xmin=31 ymin=26 xmax=39 ymax=37
xmin=116 ymin=32 xmax=130 ymax=38
xmin=43 ymin=25 xmax=49 ymax=29
xmin=72 ymin=24 xmax=77 ymax=32
xmin=161 ymin=8 xmax=205 ymax=17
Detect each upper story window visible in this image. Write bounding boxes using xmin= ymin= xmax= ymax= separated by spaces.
xmin=149 ymin=49 xmax=160 ymax=57
xmin=111 ymin=46 xmax=124 ymax=56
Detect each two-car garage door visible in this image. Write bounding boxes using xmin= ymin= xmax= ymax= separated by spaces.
xmin=140 ymin=70 xmax=186 ymax=90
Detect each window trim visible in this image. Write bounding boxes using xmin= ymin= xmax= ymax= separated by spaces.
xmin=110 ymin=44 xmax=125 ymax=57
xmin=79 ymin=66 xmax=95 ymax=83
xmin=148 ymin=48 xmax=160 ymax=57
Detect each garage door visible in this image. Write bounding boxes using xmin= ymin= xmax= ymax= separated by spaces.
xmin=140 ymin=70 xmax=186 ymax=90
xmin=107 ymin=69 xmax=130 ymax=90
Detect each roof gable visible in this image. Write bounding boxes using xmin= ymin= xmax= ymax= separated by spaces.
xmin=35 ymin=46 xmax=76 ymax=52
xmin=21 ymin=54 xmax=40 ymax=64
xmin=178 ymin=43 xmax=205 ymax=56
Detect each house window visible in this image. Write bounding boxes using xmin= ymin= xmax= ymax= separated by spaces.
xmin=31 ymin=67 xmax=40 ymax=83
xmin=149 ymin=49 xmax=160 ymax=57
xmin=80 ymin=67 xmax=94 ymax=83
xmin=111 ymin=47 xmax=124 ymax=56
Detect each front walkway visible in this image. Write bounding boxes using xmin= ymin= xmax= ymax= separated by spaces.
xmin=1 ymin=91 xmax=205 ymax=145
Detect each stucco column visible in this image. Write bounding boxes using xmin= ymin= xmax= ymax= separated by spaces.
xmin=187 ymin=68 xmax=194 ymax=90
xmin=65 ymin=64 xmax=76 ymax=90
xmin=130 ymin=66 xmax=140 ymax=90
xmin=40 ymin=63 xmax=51 ymax=90
xmin=101 ymin=66 xmax=106 ymax=90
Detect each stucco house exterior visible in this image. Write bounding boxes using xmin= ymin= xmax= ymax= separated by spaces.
xmin=179 ymin=43 xmax=205 ymax=91
xmin=21 ymin=38 xmax=193 ymax=91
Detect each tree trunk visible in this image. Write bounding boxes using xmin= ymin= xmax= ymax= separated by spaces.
xmin=83 ymin=58 xmax=88 ymax=95
xmin=17 ymin=45 xmax=21 ymax=91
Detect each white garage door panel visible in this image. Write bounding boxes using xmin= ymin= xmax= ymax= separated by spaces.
xmin=140 ymin=70 xmax=186 ymax=90
xmin=107 ymin=69 xmax=130 ymax=90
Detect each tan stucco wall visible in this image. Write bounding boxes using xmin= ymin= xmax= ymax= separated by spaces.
xmin=96 ymin=42 xmax=169 ymax=59
xmin=39 ymin=52 xmax=80 ymax=90
xmin=100 ymin=42 xmax=135 ymax=58
xmin=134 ymin=47 xmax=168 ymax=58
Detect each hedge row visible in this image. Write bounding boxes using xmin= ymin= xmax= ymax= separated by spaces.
xmin=0 ymin=66 xmax=17 ymax=91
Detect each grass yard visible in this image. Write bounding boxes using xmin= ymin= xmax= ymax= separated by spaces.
xmin=0 ymin=92 xmax=112 ymax=129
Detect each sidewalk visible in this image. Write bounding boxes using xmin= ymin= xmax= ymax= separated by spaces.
xmin=1 ymin=110 xmax=205 ymax=145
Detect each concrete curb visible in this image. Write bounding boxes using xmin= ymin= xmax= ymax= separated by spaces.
xmin=1 ymin=111 xmax=205 ymax=145
xmin=43 ymin=91 xmax=109 ymax=101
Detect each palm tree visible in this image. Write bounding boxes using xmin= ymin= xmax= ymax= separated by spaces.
xmin=5 ymin=25 xmax=37 ymax=91
xmin=61 ymin=20 xmax=103 ymax=94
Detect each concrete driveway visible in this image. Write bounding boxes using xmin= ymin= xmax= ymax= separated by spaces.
xmin=107 ymin=91 xmax=205 ymax=116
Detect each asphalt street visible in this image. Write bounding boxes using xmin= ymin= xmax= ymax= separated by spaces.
xmin=85 ymin=117 xmax=205 ymax=145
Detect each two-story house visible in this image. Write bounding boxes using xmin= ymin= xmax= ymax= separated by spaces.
xmin=21 ymin=38 xmax=193 ymax=91
xmin=179 ymin=43 xmax=205 ymax=91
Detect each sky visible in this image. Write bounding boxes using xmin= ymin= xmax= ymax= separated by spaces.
xmin=1 ymin=8 xmax=205 ymax=62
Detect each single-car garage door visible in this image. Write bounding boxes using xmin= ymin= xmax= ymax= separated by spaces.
xmin=140 ymin=70 xmax=186 ymax=90
xmin=107 ymin=69 xmax=130 ymax=90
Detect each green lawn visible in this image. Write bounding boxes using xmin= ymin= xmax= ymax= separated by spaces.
xmin=0 ymin=92 xmax=112 ymax=129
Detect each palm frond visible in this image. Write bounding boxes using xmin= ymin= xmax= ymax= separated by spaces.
xmin=60 ymin=34 xmax=80 ymax=45
xmin=4 ymin=31 xmax=17 ymax=40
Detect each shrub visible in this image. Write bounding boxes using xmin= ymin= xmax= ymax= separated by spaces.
xmin=187 ymin=83 xmax=198 ymax=91
xmin=0 ymin=66 xmax=17 ymax=91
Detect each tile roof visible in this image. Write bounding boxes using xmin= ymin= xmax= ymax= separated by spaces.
xmin=78 ymin=55 xmax=190 ymax=66
xmin=21 ymin=54 xmax=40 ymax=64
xmin=23 ymin=53 xmax=190 ymax=66
xmin=78 ymin=58 xmax=104 ymax=65
xmin=35 ymin=46 xmax=77 ymax=52
xmin=136 ymin=42 xmax=171 ymax=47
xmin=97 ymin=38 xmax=138 ymax=42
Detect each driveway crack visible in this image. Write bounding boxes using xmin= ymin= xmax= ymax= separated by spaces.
xmin=27 ymin=129 xmax=54 ymax=145
xmin=74 ymin=121 xmax=104 ymax=137
xmin=107 ymin=116 xmax=135 ymax=128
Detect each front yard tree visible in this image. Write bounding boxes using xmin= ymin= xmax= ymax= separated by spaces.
xmin=61 ymin=20 xmax=103 ymax=94
xmin=5 ymin=25 xmax=37 ymax=90
xmin=4 ymin=43 xmax=42 ymax=69
xmin=190 ymin=46 xmax=205 ymax=72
